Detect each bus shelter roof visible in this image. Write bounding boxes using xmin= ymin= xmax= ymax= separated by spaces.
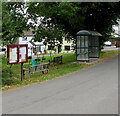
xmin=76 ymin=30 xmax=102 ymax=36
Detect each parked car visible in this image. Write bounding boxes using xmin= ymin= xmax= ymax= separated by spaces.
xmin=0 ymin=46 xmax=7 ymax=52
xmin=0 ymin=46 xmax=7 ymax=55
xmin=104 ymin=41 xmax=112 ymax=46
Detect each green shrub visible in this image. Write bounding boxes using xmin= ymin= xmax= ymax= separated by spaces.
xmin=2 ymin=57 xmax=20 ymax=86
xmin=2 ymin=66 xmax=20 ymax=86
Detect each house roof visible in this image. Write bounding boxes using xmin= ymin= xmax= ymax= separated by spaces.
xmin=29 ymin=41 xmax=36 ymax=46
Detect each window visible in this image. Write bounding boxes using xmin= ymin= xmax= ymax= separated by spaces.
xmin=65 ymin=46 xmax=70 ymax=51
xmin=48 ymin=45 xmax=54 ymax=50
xmin=65 ymin=38 xmax=70 ymax=43
xmin=36 ymin=46 xmax=41 ymax=52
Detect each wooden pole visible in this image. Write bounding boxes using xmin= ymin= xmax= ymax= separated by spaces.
xmin=9 ymin=64 xmax=12 ymax=77
xmin=21 ymin=63 xmax=23 ymax=81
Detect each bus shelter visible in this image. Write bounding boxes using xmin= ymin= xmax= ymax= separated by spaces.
xmin=76 ymin=30 xmax=102 ymax=61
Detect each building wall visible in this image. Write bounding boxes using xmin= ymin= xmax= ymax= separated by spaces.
xmin=112 ymin=20 xmax=120 ymax=37
xmin=46 ymin=37 xmax=75 ymax=54
xmin=61 ymin=37 xmax=75 ymax=53
xmin=118 ymin=20 xmax=120 ymax=35
xmin=18 ymin=36 xmax=33 ymax=47
xmin=18 ymin=36 xmax=45 ymax=56
xmin=18 ymin=36 xmax=75 ymax=55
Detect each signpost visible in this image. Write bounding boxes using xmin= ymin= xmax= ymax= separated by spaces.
xmin=7 ymin=44 xmax=28 ymax=81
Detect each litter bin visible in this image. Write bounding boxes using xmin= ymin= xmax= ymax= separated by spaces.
xmin=32 ymin=59 xmax=38 ymax=65
xmin=32 ymin=59 xmax=38 ymax=70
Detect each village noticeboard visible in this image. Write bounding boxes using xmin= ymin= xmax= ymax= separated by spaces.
xmin=7 ymin=44 xmax=28 ymax=64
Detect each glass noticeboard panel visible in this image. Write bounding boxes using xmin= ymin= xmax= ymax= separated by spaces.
xmin=19 ymin=46 xmax=27 ymax=63
xmin=7 ymin=44 xmax=28 ymax=64
xmin=9 ymin=47 xmax=18 ymax=64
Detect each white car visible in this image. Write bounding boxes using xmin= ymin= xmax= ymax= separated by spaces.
xmin=0 ymin=46 xmax=7 ymax=55
xmin=104 ymin=41 xmax=112 ymax=46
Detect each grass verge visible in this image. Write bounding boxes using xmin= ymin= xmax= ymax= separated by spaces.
xmin=1 ymin=50 xmax=119 ymax=91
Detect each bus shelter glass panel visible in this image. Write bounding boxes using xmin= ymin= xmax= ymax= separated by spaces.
xmin=77 ymin=36 xmax=89 ymax=61
xmin=77 ymin=36 xmax=80 ymax=47
xmin=94 ymin=37 xmax=99 ymax=46
xmin=88 ymin=36 xmax=99 ymax=58
xmin=94 ymin=47 xmax=99 ymax=57
xmin=89 ymin=47 xmax=99 ymax=58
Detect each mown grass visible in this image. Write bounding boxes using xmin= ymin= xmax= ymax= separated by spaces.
xmin=1 ymin=50 xmax=119 ymax=91
xmin=100 ymin=50 xmax=119 ymax=59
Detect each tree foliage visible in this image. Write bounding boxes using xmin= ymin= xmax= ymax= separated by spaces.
xmin=27 ymin=2 xmax=86 ymax=40
xmin=27 ymin=2 xmax=120 ymax=43
xmin=2 ymin=2 xmax=29 ymax=44
xmin=2 ymin=2 xmax=120 ymax=45
xmin=83 ymin=3 xmax=120 ymax=40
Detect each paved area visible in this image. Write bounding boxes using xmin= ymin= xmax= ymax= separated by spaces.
xmin=2 ymin=55 xmax=118 ymax=114
xmin=102 ymin=46 xmax=119 ymax=51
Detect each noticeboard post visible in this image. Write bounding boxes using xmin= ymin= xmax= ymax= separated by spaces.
xmin=7 ymin=44 xmax=28 ymax=80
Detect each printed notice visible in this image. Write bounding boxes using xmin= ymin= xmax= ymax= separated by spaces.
xmin=9 ymin=47 xmax=18 ymax=63
xmin=19 ymin=47 xmax=27 ymax=62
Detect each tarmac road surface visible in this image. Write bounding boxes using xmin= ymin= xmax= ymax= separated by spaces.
xmin=102 ymin=45 xmax=119 ymax=51
xmin=2 ymin=55 xmax=119 ymax=114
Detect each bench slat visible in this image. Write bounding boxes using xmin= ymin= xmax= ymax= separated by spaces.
xmin=23 ymin=63 xmax=49 ymax=79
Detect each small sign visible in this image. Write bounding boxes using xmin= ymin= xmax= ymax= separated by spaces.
xmin=7 ymin=44 xmax=28 ymax=64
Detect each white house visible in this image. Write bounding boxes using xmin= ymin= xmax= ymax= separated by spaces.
xmin=61 ymin=38 xmax=75 ymax=53
xmin=18 ymin=30 xmax=75 ymax=56
xmin=45 ymin=37 xmax=75 ymax=54
xmin=112 ymin=19 xmax=120 ymax=37
xmin=18 ymin=31 xmax=45 ymax=57
xmin=118 ymin=20 xmax=120 ymax=36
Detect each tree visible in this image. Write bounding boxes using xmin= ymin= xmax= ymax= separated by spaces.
xmin=27 ymin=2 xmax=120 ymax=45
xmin=83 ymin=3 xmax=120 ymax=41
xmin=27 ymin=2 xmax=86 ymax=39
xmin=2 ymin=2 xmax=120 ymax=46
xmin=2 ymin=2 xmax=29 ymax=44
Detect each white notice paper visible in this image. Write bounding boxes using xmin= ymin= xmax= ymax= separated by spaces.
xmin=9 ymin=47 xmax=17 ymax=63
xmin=19 ymin=47 xmax=26 ymax=62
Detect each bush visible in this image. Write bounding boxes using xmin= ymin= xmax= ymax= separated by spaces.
xmin=2 ymin=57 xmax=20 ymax=86
xmin=2 ymin=67 xmax=20 ymax=86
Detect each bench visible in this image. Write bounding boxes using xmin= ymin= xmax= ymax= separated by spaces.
xmin=49 ymin=56 xmax=62 ymax=64
xmin=23 ymin=63 xmax=49 ymax=79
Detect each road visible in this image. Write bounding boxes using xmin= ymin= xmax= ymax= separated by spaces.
xmin=2 ymin=55 xmax=118 ymax=114
xmin=102 ymin=45 xmax=119 ymax=51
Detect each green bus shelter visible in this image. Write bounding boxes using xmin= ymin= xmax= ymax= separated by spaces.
xmin=76 ymin=30 xmax=102 ymax=61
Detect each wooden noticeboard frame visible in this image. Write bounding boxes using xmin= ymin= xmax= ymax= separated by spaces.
xmin=7 ymin=44 xmax=28 ymax=64
xmin=7 ymin=45 xmax=19 ymax=64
